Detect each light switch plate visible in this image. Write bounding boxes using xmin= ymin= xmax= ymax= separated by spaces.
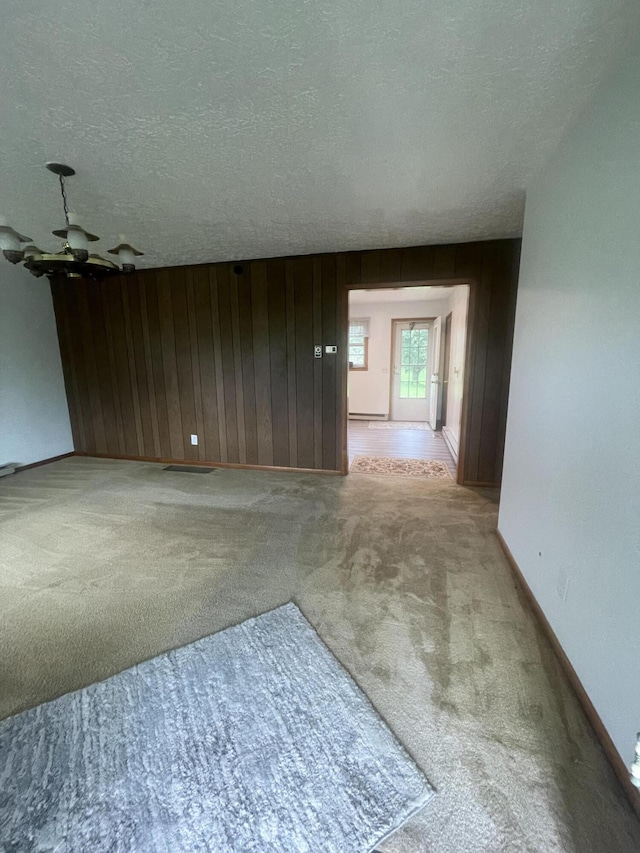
xmin=191 ymin=434 xmax=198 ymax=446
xmin=325 ymin=345 xmax=338 ymax=353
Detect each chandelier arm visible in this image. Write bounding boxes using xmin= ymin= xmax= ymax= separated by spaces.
xmin=59 ymin=174 xmax=70 ymax=226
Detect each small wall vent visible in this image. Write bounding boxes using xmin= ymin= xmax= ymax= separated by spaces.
xmin=163 ymin=465 xmax=216 ymax=474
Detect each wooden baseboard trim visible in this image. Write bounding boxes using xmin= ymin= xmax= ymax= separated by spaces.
xmin=461 ymin=479 xmax=500 ymax=488
xmin=496 ymin=529 xmax=640 ymax=820
xmin=75 ymin=452 xmax=342 ymax=477
xmin=14 ymin=451 xmax=75 ymax=473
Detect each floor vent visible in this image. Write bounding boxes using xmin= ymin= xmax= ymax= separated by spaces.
xmin=163 ymin=465 xmax=216 ymax=474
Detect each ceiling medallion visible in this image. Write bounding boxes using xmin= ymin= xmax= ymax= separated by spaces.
xmin=0 ymin=163 xmax=143 ymax=280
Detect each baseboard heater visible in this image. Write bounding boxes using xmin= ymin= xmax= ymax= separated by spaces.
xmin=442 ymin=426 xmax=459 ymax=462
xmin=348 ymin=413 xmax=388 ymax=421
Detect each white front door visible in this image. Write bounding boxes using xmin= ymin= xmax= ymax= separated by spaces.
xmin=429 ymin=316 xmax=442 ymax=429
xmin=391 ymin=320 xmax=431 ymax=421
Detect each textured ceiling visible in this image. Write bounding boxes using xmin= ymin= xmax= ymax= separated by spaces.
xmin=2 ymin=0 xmax=639 ymax=269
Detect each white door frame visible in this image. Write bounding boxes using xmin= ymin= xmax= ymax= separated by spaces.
xmin=389 ymin=317 xmax=435 ymax=422
xmin=428 ymin=316 xmax=442 ymax=429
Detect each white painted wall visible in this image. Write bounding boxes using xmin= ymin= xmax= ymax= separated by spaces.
xmin=0 ymin=265 xmax=73 ymax=467
xmin=348 ymin=298 xmax=451 ymax=417
xmin=442 ymin=285 xmax=469 ymax=457
xmin=499 ymin=52 xmax=640 ymax=765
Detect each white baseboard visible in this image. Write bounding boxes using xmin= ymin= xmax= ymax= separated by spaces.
xmin=442 ymin=426 xmax=459 ymax=461
xmin=348 ymin=413 xmax=388 ymax=421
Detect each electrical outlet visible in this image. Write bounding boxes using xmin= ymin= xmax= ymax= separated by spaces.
xmin=191 ymin=434 xmax=198 ymax=446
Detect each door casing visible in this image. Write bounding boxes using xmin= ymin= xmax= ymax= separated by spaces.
xmin=342 ymin=278 xmax=474 ymax=484
xmin=440 ymin=311 xmax=453 ymax=430
xmin=389 ymin=317 xmax=435 ymax=422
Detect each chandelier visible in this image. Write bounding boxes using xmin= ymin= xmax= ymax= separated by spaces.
xmin=0 ymin=163 xmax=143 ymax=280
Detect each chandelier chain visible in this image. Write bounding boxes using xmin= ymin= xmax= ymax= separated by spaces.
xmin=59 ymin=175 xmax=70 ymax=226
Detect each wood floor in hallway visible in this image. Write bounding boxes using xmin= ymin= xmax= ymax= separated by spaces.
xmin=348 ymin=419 xmax=457 ymax=475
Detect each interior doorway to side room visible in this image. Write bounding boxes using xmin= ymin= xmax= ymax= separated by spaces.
xmin=347 ymin=284 xmax=470 ymax=478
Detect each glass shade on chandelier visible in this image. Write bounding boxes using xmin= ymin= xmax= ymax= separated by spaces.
xmin=0 ymin=219 xmax=32 ymax=264
xmin=52 ymin=213 xmax=99 ymax=263
xmin=0 ymin=163 xmax=143 ymax=280
xmin=107 ymin=236 xmax=144 ymax=273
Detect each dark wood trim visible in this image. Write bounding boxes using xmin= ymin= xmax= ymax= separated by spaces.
xmin=74 ymin=451 xmax=342 ymax=477
xmin=338 ymin=241 xmax=520 ymax=486
xmin=14 ymin=452 xmax=75 ymax=473
xmin=339 ymin=263 xmax=350 ymax=474
xmin=344 ymin=279 xmax=475 ymax=486
xmin=496 ymin=529 xmax=640 ymax=820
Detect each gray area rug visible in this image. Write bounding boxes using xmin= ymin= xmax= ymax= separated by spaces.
xmin=0 ymin=603 xmax=434 ymax=852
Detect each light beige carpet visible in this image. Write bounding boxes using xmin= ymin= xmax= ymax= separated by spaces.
xmin=0 ymin=457 xmax=638 ymax=852
xmin=367 ymin=421 xmax=434 ymax=431
xmin=350 ymin=456 xmax=452 ymax=478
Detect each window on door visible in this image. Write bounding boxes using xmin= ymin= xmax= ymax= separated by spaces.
xmin=400 ymin=326 xmax=429 ymax=398
xmin=348 ymin=318 xmax=369 ymax=370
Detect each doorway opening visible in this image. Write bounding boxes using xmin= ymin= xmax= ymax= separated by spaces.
xmin=347 ymin=283 xmax=470 ymax=479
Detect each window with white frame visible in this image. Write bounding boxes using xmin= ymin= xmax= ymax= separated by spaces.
xmin=348 ymin=318 xmax=370 ymax=370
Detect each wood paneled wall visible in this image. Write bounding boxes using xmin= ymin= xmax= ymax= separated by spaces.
xmin=51 ymin=239 xmax=520 ymax=485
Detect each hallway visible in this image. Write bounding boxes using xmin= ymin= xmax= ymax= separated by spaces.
xmin=348 ymin=420 xmax=457 ymax=476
